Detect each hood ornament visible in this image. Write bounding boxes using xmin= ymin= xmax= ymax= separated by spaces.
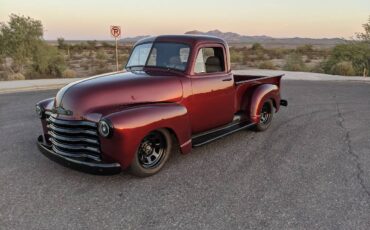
xmin=52 ymin=106 xmax=73 ymax=116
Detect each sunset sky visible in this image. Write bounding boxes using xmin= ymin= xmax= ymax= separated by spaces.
xmin=0 ymin=0 xmax=369 ymax=40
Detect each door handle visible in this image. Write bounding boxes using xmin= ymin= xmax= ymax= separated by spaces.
xmin=222 ymin=78 xmax=232 ymax=82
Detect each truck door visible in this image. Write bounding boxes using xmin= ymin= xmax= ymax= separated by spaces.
xmin=189 ymin=46 xmax=235 ymax=133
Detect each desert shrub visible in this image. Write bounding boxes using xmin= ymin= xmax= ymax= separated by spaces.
xmin=255 ymin=50 xmax=266 ymax=61
xmin=80 ymin=61 xmax=90 ymax=70
xmin=87 ymin=40 xmax=97 ymax=49
xmin=7 ymin=73 xmax=26 ymax=80
xmin=94 ymin=66 xmax=112 ymax=75
xmin=230 ymin=49 xmax=244 ymax=63
xmin=309 ymin=62 xmax=325 ymax=73
xmin=57 ymin=37 xmax=68 ymax=50
xmin=330 ymin=61 xmax=356 ymax=76
xmin=251 ymin=43 xmax=264 ymax=51
xmin=324 ymin=43 xmax=370 ymax=75
xmin=96 ymin=49 xmax=107 ymax=60
xmin=357 ymin=16 xmax=370 ymax=42
xmin=258 ymin=61 xmax=276 ymax=70
xmin=62 ymin=69 xmax=77 ymax=78
xmin=269 ymin=48 xmax=285 ymax=59
xmin=0 ymin=72 xmax=6 ymax=80
xmin=31 ymin=42 xmax=66 ymax=78
xmin=71 ymin=42 xmax=88 ymax=52
xmin=118 ymin=53 xmax=129 ymax=65
xmin=0 ymin=14 xmax=43 ymax=73
xmin=296 ymin=44 xmax=314 ymax=54
xmin=95 ymin=60 xmax=107 ymax=68
xmin=101 ymin=41 xmax=114 ymax=48
xmin=283 ymin=53 xmax=307 ymax=71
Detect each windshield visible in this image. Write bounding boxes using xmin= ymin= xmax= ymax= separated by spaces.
xmin=126 ymin=42 xmax=190 ymax=71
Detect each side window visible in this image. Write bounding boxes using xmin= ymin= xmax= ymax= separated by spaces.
xmin=194 ymin=47 xmax=225 ymax=74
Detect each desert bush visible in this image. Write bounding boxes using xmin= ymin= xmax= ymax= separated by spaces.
xmin=323 ymin=17 xmax=370 ymax=76
xmin=71 ymin=42 xmax=88 ymax=52
xmin=309 ymin=62 xmax=325 ymax=73
xmin=268 ymin=48 xmax=285 ymax=59
xmin=283 ymin=53 xmax=307 ymax=71
xmin=0 ymin=72 xmax=6 ymax=80
xmin=7 ymin=73 xmax=26 ymax=80
xmin=31 ymin=42 xmax=66 ymax=78
xmin=87 ymin=40 xmax=97 ymax=49
xmin=251 ymin=43 xmax=264 ymax=51
xmin=258 ymin=61 xmax=276 ymax=70
xmin=296 ymin=44 xmax=314 ymax=54
xmin=62 ymin=69 xmax=77 ymax=78
xmin=80 ymin=61 xmax=90 ymax=70
xmin=230 ymin=49 xmax=244 ymax=63
xmin=94 ymin=66 xmax=112 ymax=75
xmin=96 ymin=49 xmax=108 ymax=60
xmin=95 ymin=60 xmax=107 ymax=68
xmin=118 ymin=53 xmax=129 ymax=65
xmin=57 ymin=37 xmax=68 ymax=50
xmin=357 ymin=16 xmax=370 ymax=42
xmin=101 ymin=41 xmax=114 ymax=48
xmin=324 ymin=43 xmax=370 ymax=75
xmin=0 ymin=14 xmax=43 ymax=73
xmin=330 ymin=61 xmax=356 ymax=76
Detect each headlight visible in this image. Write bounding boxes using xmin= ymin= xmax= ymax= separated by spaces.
xmin=98 ymin=120 xmax=113 ymax=138
xmin=35 ymin=105 xmax=44 ymax=119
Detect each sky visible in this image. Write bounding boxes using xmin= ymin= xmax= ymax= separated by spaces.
xmin=0 ymin=0 xmax=369 ymax=40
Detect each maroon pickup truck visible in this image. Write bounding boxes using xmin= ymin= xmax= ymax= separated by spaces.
xmin=36 ymin=35 xmax=287 ymax=177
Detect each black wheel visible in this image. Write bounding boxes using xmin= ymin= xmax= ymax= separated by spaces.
xmin=255 ymin=99 xmax=274 ymax=132
xmin=129 ymin=129 xmax=172 ymax=177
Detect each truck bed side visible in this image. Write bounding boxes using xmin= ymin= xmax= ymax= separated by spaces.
xmin=233 ymin=74 xmax=284 ymax=113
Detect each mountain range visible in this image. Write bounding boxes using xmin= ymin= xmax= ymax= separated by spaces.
xmin=121 ymin=29 xmax=346 ymax=46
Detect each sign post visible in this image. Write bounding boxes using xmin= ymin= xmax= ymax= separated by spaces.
xmin=110 ymin=26 xmax=121 ymax=71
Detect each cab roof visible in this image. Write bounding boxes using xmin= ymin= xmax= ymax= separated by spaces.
xmin=135 ymin=35 xmax=227 ymax=47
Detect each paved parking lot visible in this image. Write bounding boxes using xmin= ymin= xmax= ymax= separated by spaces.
xmin=0 ymin=80 xmax=369 ymax=229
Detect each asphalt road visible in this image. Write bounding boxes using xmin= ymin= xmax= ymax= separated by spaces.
xmin=0 ymin=80 xmax=369 ymax=229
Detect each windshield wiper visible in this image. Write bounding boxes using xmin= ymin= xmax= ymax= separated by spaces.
xmin=144 ymin=66 xmax=184 ymax=73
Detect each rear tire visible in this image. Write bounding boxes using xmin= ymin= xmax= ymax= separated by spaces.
xmin=129 ymin=129 xmax=172 ymax=177
xmin=255 ymin=99 xmax=274 ymax=132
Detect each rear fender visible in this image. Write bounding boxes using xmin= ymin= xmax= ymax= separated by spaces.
xmin=249 ymin=84 xmax=281 ymax=123
xmin=99 ymin=103 xmax=191 ymax=169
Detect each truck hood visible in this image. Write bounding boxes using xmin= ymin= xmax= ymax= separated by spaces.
xmin=54 ymin=71 xmax=183 ymax=119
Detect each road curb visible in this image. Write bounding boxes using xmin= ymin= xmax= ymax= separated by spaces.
xmin=0 ymin=84 xmax=68 ymax=94
xmin=1 ymin=70 xmax=370 ymax=94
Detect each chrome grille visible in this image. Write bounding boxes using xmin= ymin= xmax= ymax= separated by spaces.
xmin=46 ymin=114 xmax=101 ymax=162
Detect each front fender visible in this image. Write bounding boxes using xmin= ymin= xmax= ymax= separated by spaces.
xmin=250 ymin=84 xmax=280 ymax=123
xmin=99 ymin=103 xmax=191 ymax=169
xmin=36 ymin=98 xmax=55 ymax=142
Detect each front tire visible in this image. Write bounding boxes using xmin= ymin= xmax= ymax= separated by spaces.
xmin=254 ymin=99 xmax=274 ymax=132
xmin=129 ymin=129 xmax=172 ymax=177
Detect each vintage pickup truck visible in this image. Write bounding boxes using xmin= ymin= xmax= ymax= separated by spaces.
xmin=36 ymin=35 xmax=287 ymax=177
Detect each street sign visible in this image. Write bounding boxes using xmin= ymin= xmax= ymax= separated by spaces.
xmin=110 ymin=26 xmax=121 ymax=38
xmin=110 ymin=25 xmax=121 ymax=71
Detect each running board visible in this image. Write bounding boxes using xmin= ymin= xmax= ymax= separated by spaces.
xmin=192 ymin=121 xmax=255 ymax=147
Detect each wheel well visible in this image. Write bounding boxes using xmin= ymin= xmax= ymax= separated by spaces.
xmin=270 ymin=98 xmax=277 ymax=111
xmin=164 ymin=128 xmax=180 ymax=146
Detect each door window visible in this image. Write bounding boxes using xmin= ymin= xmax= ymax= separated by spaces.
xmin=194 ymin=47 xmax=225 ymax=74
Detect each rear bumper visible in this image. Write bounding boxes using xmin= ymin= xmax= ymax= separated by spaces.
xmin=37 ymin=135 xmax=121 ymax=175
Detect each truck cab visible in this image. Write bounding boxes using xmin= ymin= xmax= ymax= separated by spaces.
xmin=36 ymin=35 xmax=287 ymax=177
